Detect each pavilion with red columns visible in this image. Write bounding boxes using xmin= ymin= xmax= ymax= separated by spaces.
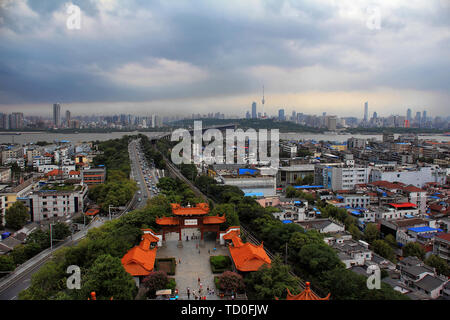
xmin=156 ymin=203 xmax=226 ymax=247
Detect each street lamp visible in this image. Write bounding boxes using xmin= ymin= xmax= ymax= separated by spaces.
xmin=50 ymin=223 xmax=55 ymax=251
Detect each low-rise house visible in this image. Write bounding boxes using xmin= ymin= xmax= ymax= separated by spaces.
xmin=0 ymin=236 xmax=22 ymax=255
xmin=412 ymin=274 xmax=448 ymax=299
xmin=433 ymin=233 xmax=450 ymax=266
xmin=297 ymin=218 xmax=345 ymax=234
xmin=330 ymin=238 xmax=373 ymax=268
xmin=374 ymin=203 xmax=420 ymax=221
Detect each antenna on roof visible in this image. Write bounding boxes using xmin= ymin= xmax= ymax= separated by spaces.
xmin=261 ymin=85 xmax=265 ymax=117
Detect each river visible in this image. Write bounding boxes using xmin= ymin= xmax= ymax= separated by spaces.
xmin=0 ymin=131 xmax=448 ymax=145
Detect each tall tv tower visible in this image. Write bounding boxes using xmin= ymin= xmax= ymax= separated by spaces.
xmin=261 ymin=85 xmax=265 ymax=118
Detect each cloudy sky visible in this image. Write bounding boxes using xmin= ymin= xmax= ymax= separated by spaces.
xmin=0 ymin=0 xmax=449 ymax=118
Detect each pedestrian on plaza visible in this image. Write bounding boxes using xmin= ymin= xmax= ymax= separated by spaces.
xmin=187 ymin=287 xmax=190 ymax=299
xmin=208 ymin=249 xmax=210 ymax=254
xmin=198 ymin=277 xmax=200 ymax=283
xmin=179 ymin=258 xmax=181 ymax=264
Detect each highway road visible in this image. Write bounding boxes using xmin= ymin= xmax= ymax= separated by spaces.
xmin=0 ymin=140 xmax=150 ymax=300
xmin=129 ymin=138 xmax=161 ymax=206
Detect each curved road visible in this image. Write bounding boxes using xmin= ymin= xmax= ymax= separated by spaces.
xmin=0 ymin=140 xmax=147 ymax=300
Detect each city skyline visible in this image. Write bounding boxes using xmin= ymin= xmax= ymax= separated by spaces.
xmin=0 ymin=1 xmax=449 ymax=117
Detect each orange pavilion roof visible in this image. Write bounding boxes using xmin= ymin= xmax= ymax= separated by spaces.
xmin=203 ymin=215 xmax=226 ymax=224
xmin=286 ymin=282 xmax=330 ymax=300
xmin=121 ymin=234 xmax=158 ymax=277
xmin=156 ymin=217 xmax=179 ymax=225
xmin=228 ymin=233 xmax=271 ymax=272
xmin=171 ymin=203 xmax=210 ymax=216
xmin=223 ymin=229 xmax=240 ymax=240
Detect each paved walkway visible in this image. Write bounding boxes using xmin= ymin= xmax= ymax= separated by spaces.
xmin=156 ymin=230 xmax=230 ymax=300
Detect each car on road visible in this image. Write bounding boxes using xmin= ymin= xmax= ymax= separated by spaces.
xmin=138 ymin=198 xmax=142 ymax=202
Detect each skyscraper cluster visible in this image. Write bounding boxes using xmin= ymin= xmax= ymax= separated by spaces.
xmin=0 ymin=112 xmax=24 ymax=130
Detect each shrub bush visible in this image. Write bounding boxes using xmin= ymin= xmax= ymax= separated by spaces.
xmin=210 ymin=255 xmax=232 ymax=273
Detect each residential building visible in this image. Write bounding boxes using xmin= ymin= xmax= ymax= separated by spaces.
xmin=433 ymin=233 xmax=450 ymax=266
xmin=315 ymin=164 xmax=369 ymax=191
xmin=28 ymin=184 xmax=88 ymax=222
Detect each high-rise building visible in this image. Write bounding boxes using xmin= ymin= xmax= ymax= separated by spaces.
xmin=364 ymin=102 xmax=368 ymax=122
xmin=326 ymin=116 xmax=337 ymax=131
xmin=245 ymin=111 xmax=251 ymax=119
xmin=422 ymin=110 xmax=427 ymax=122
xmin=251 ymin=102 xmax=257 ymax=119
xmin=53 ymin=103 xmax=61 ymax=128
xmin=415 ymin=112 xmax=421 ymax=124
xmin=0 ymin=113 xmax=8 ymax=129
xmin=406 ymin=108 xmax=412 ymax=122
xmin=66 ymin=110 xmax=71 ymax=127
xmin=10 ymin=113 xmax=24 ymax=129
xmin=278 ymin=109 xmax=285 ymax=121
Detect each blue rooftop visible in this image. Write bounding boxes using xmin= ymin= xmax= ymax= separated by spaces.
xmin=408 ymin=226 xmax=442 ymax=233
xmin=293 ymin=185 xmax=324 ymax=189
xmin=244 ymin=192 xmax=264 ymax=197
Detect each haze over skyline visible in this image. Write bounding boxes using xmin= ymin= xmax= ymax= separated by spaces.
xmin=0 ymin=0 xmax=449 ymax=117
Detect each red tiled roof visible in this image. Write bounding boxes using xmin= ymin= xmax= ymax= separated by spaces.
xmin=223 ymin=229 xmax=240 ymax=240
xmin=436 ymin=233 xmax=450 ymax=242
xmin=370 ymin=181 xmax=405 ymax=190
xmin=402 ymin=185 xmax=426 ymax=193
xmin=121 ymin=233 xmax=158 ymax=277
xmin=285 ymin=282 xmax=331 ymax=300
xmin=45 ymin=169 xmax=63 ymax=177
xmin=228 ymin=233 xmax=271 ymax=272
xmin=171 ymin=203 xmax=209 ymax=216
xmin=155 ymin=217 xmax=179 ymax=225
xmin=388 ymin=202 xmax=417 ymax=209
xmin=203 ymin=215 xmax=226 ymax=224
xmin=69 ymin=170 xmax=80 ymax=175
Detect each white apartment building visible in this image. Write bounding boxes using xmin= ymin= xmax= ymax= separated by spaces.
xmin=315 ymin=164 xmax=369 ymax=191
xmin=370 ymin=165 xmax=447 ymax=188
xmin=337 ymin=192 xmax=371 ymax=208
xmin=374 ymin=203 xmax=420 ymax=221
xmin=28 ymin=184 xmax=88 ymax=222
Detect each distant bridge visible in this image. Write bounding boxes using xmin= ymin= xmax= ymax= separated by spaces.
xmin=150 ymin=123 xmax=237 ymax=142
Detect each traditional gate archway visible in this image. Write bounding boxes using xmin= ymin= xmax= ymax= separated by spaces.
xmin=156 ymin=203 xmax=226 ymax=246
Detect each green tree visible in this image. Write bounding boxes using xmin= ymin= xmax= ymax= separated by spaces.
xmin=244 ymin=256 xmax=300 ymax=300
xmin=402 ymin=242 xmax=425 ymax=260
xmin=5 ymin=202 xmax=29 ymax=230
xmin=347 ymin=224 xmax=363 ymax=240
xmin=26 ymin=229 xmax=50 ymax=249
xmin=78 ymin=254 xmax=137 ymax=300
xmin=384 ymin=234 xmax=397 ymax=248
xmin=372 ymin=240 xmax=396 ymax=262
xmin=210 ymin=203 xmax=240 ymax=230
xmin=297 ymin=243 xmax=345 ymax=278
xmin=51 ymin=223 xmax=71 ymax=241
xmin=425 ymin=254 xmax=449 ymax=277
xmin=285 ymin=185 xmax=297 ymax=198
xmin=364 ymin=223 xmax=380 ymax=244
xmin=0 ymin=255 xmax=15 ymax=277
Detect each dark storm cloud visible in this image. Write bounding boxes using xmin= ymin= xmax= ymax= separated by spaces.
xmin=0 ymin=0 xmax=449 ymax=115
